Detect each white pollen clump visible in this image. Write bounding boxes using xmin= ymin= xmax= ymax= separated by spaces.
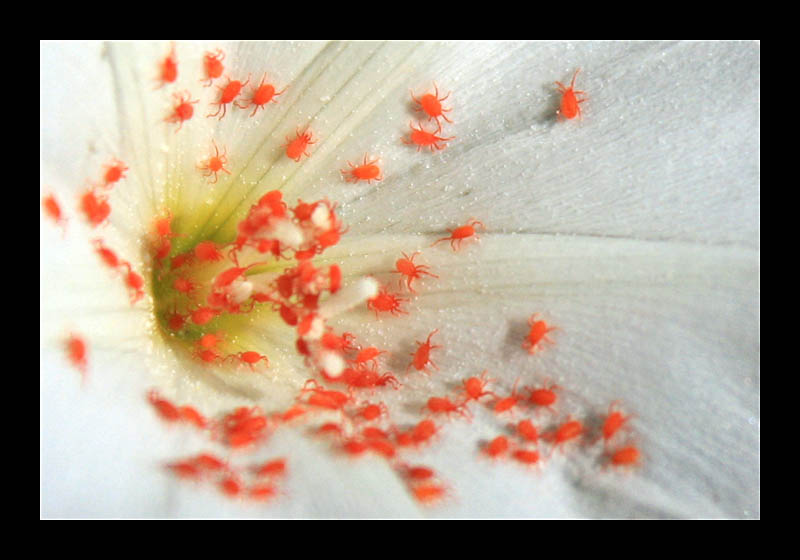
xmin=305 ymin=316 xmax=325 ymax=340
xmin=265 ymin=219 xmax=304 ymax=249
xmin=319 ymin=351 xmax=345 ymax=378
xmin=319 ymin=277 xmax=379 ymax=319
xmin=228 ymin=280 xmax=254 ymax=304
xmin=310 ymin=205 xmax=331 ymax=230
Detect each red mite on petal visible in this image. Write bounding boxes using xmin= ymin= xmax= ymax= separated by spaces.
xmin=555 ymin=68 xmax=587 ymax=121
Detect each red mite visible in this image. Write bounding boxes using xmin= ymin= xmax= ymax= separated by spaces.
xmin=408 ymin=329 xmax=441 ymax=374
xmin=555 ymin=68 xmax=587 ymax=121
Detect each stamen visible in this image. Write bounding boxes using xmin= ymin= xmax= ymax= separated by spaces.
xmin=318 ymin=277 xmax=379 ymax=319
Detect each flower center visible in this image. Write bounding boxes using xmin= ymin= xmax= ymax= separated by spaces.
xmin=151 ymin=190 xmax=375 ymax=378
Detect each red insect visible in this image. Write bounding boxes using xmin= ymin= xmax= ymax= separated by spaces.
xmin=493 ymin=378 xmax=525 ymax=416
xmin=485 ymin=435 xmax=510 ymax=458
xmin=156 ymin=43 xmax=178 ymax=88
xmin=512 ymin=449 xmax=541 ymax=466
xmin=462 ymin=370 xmax=497 ymax=402
xmin=198 ymin=141 xmax=231 ymax=184
xmin=401 ymin=465 xmax=436 ymax=481
xmin=191 ymin=306 xmax=219 ymax=326
xmin=403 ymin=121 xmax=454 ymax=152
xmin=198 ymin=332 xmax=224 ymax=349
xmin=555 ymin=68 xmax=587 ymax=121
xmin=367 ymin=287 xmax=408 ymax=318
xmin=526 ymin=381 xmax=561 ymax=411
xmin=249 ymin=484 xmax=278 ymax=501
xmin=122 ymin=262 xmax=145 ymax=304
xmin=353 ymin=346 xmax=387 ymax=368
xmin=358 ymin=402 xmax=389 ymax=421
xmin=412 ymin=484 xmax=447 ymax=504
xmin=165 ymin=90 xmax=198 ymax=132
xmin=599 ymin=401 xmax=633 ymax=445
xmin=431 ymin=219 xmax=485 ymax=251
xmin=147 ymin=390 xmax=181 ymax=422
xmin=410 ymin=419 xmax=438 ymax=444
xmin=80 ymin=190 xmax=110 ymax=227
xmin=66 ymin=333 xmax=88 ymax=381
xmin=411 ymin=83 xmax=453 ymax=126
xmin=92 ymin=239 xmax=121 ymax=270
xmin=341 ymin=154 xmax=383 ymax=184
xmin=194 ymin=241 xmax=224 ymax=262
xmin=394 ymin=251 xmax=438 ymax=293
xmin=423 ymin=396 xmax=471 ymax=420
xmin=101 ymin=158 xmax=128 ymax=188
xmin=201 ymin=49 xmax=225 ymax=87
xmin=543 ymin=417 xmax=584 ymax=454
xmin=516 ymin=419 xmax=539 ymax=444
xmin=285 ymin=128 xmax=316 ymax=162
xmin=207 ymin=75 xmax=251 ymax=120
xmin=241 ymin=73 xmax=287 ymax=116
xmin=219 ymin=476 xmax=243 ymax=497
xmin=179 ymin=405 xmax=207 ymax=429
xmin=608 ymin=445 xmax=641 ymax=468
xmin=522 ymin=313 xmax=557 ymax=355
xmin=255 ymin=458 xmax=287 ymax=478
xmin=225 ymin=351 xmax=269 ymax=370
xmin=42 ymin=193 xmax=66 ymax=230
xmin=408 ymin=329 xmax=441 ymax=374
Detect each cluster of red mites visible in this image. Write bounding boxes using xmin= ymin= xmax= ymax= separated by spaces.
xmin=47 ymin=47 xmax=629 ymax=510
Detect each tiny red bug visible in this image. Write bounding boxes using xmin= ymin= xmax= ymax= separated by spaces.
xmin=423 ymin=396 xmax=471 ymax=420
xmin=66 ymin=333 xmax=88 ymax=382
xmin=408 ymin=329 xmax=441 ymax=374
xmin=198 ymin=141 xmax=231 ymax=184
xmin=412 ymin=484 xmax=447 ymax=504
xmin=80 ymin=190 xmax=111 ymax=227
xmin=543 ymin=417 xmax=584 ymax=454
xmin=367 ymin=287 xmax=408 ymax=318
xmin=249 ymin=484 xmax=278 ymax=501
xmin=485 ymin=435 xmax=510 ymax=458
xmin=522 ymin=313 xmax=557 ymax=355
xmin=353 ymin=346 xmax=387 ymax=368
xmin=42 ymin=193 xmax=67 ymax=230
xmin=93 ymin=239 xmax=121 ymax=270
xmin=526 ymin=381 xmax=561 ymax=411
xmin=255 ymin=458 xmax=287 ymax=478
xmin=285 ymin=128 xmax=316 ymax=162
xmin=156 ymin=43 xmax=178 ymax=88
xmin=512 ymin=449 xmax=541 ymax=466
xmin=358 ymin=402 xmax=387 ymax=422
xmin=201 ymin=49 xmax=225 ymax=87
xmin=394 ymin=251 xmax=438 ymax=293
xmin=341 ymin=154 xmax=383 ymax=184
xmin=226 ymin=351 xmax=269 ymax=370
xmin=599 ymin=401 xmax=633 ymax=445
xmin=101 ymin=158 xmax=128 ymax=188
xmin=555 ymin=68 xmax=587 ymax=121
xmin=147 ymin=390 xmax=181 ymax=422
xmin=462 ymin=370 xmax=497 ymax=402
xmin=403 ymin=121 xmax=454 ymax=152
xmin=241 ymin=73 xmax=287 ymax=117
xmin=411 ymin=83 xmax=453 ymax=126
xmin=207 ymin=75 xmax=251 ymax=120
xmin=494 ymin=378 xmax=525 ymax=416
xmin=194 ymin=240 xmax=224 ymax=262
xmin=122 ymin=262 xmax=145 ymax=304
xmin=431 ymin=219 xmax=485 ymax=251
xmin=609 ymin=445 xmax=641 ymax=468
xmin=165 ymin=90 xmax=198 ymax=132
xmin=517 ymin=419 xmax=539 ymax=444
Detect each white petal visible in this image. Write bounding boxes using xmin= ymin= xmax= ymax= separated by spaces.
xmin=41 ymin=41 xmax=759 ymax=519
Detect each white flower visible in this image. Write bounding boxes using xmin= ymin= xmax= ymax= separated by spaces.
xmin=41 ymin=41 xmax=759 ymax=518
